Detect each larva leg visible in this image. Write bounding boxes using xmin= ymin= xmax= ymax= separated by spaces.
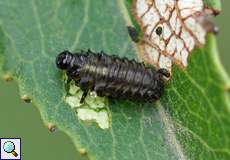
xmin=127 ymin=26 xmax=140 ymax=43
xmin=66 ymin=77 xmax=72 ymax=83
xmin=80 ymin=91 xmax=88 ymax=104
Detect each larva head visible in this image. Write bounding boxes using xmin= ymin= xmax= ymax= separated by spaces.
xmin=56 ymin=50 xmax=73 ymax=70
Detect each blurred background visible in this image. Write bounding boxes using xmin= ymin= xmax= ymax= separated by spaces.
xmin=0 ymin=1 xmax=229 ymax=160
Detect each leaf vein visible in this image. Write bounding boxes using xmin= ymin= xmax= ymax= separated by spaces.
xmin=70 ymin=0 xmax=90 ymax=51
xmin=31 ymin=0 xmax=46 ymax=56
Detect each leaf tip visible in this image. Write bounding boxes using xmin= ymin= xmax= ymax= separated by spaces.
xmin=47 ymin=123 xmax=57 ymax=133
xmin=203 ymin=0 xmax=222 ymax=13
xmin=79 ymin=148 xmax=87 ymax=156
xmin=2 ymin=74 xmax=13 ymax=82
xmin=21 ymin=95 xmax=32 ymax=103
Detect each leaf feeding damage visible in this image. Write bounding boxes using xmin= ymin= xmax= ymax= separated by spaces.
xmin=133 ymin=0 xmax=217 ymax=72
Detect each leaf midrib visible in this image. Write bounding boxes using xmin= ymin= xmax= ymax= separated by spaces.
xmin=117 ymin=0 xmax=187 ymax=159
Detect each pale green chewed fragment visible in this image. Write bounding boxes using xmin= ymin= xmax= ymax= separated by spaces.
xmin=65 ymin=96 xmax=82 ymax=108
xmin=69 ymin=84 xmax=80 ymax=95
xmin=77 ymin=108 xmax=109 ymax=129
xmin=85 ymin=92 xmax=107 ymax=109
xmin=65 ymin=81 xmax=110 ymax=129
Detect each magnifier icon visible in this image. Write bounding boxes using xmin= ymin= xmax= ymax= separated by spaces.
xmin=3 ymin=141 xmax=18 ymax=157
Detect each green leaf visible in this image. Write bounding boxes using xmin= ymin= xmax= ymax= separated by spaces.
xmin=0 ymin=0 xmax=229 ymax=160
xmin=204 ymin=0 xmax=222 ymax=11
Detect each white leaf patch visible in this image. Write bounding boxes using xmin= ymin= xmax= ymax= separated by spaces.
xmin=65 ymin=81 xmax=110 ymax=129
xmin=133 ymin=0 xmax=213 ymax=72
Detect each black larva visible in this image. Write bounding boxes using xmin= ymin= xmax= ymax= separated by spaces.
xmin=56 ymin=50 xmax=169 ymax=103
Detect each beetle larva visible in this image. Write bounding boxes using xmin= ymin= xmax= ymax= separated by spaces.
xmin=56 ymin=50 xmax=169 ymax=103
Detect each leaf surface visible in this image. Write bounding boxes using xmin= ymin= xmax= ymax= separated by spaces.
xmin=0 ymin=0 xmax=229 ymax=159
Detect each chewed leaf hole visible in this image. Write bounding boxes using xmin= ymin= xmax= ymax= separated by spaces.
xmin=64 ymin=75 xmax=110 ymax=129
xmin=133 ymin=0 xmax=216 ymax=73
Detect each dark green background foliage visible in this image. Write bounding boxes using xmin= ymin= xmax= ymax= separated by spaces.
xmin=0 ymin=0 xmax=230 ymax=160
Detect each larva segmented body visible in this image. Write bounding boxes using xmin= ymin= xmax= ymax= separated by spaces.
xmin=56 ymin=50 xmax=169 ymax=103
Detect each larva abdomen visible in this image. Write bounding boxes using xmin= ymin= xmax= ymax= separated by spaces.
xmin=56 ymin=50 xmax=169 ymax=103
